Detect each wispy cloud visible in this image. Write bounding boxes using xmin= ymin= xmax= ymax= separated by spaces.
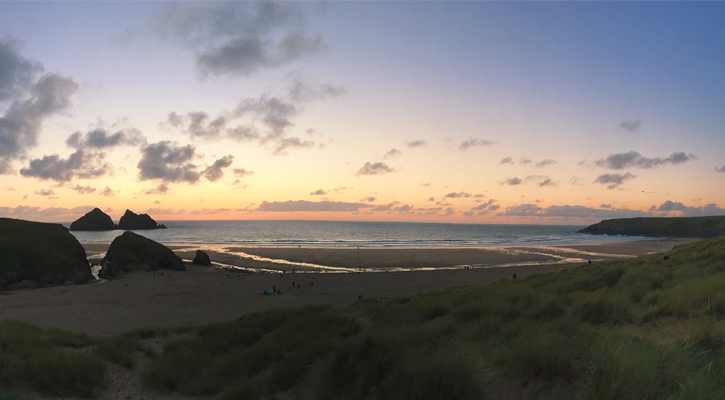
xmin=355 ymin=162 xmax=395 ymax=176
xmin=536 ymin=159 xmax=556 ymax=167
xmin=256 ymin=200 xmax=373 ymax=212
xmin=593 ymin=172 xmax=636 ymax=189
xmin=406 ymin=140 xmax=427 ymax=148
xmin=500 ymin=177 xmax=522 ymax=186
xmin=595 ymin=151 xmax=696 ymax=170
xmin=618 ymin=119 xmax=642 ymax=132
xmin=499 ymin=156 xmax=514 ymax=165
xmin=383 ymin=148 xmax=402 ymax=159
xmin=459 ymin=138 xmax=494 ymax=151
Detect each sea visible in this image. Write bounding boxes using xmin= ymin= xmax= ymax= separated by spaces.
xmin=65 ymin=220 xmax=645 ymax=248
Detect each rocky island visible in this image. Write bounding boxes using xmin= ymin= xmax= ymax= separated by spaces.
xmin=118 ymin=209 xmax=167 ymax=230
xmin=69 ymin=208 xmax=167 ymax=231
xmin=0 ymin=217 xmax=93 ymax=286
xmin=579 ymin=216 xmax=725 ymax=238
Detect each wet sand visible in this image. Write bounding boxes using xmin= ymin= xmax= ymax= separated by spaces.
xmin=0 ymin=238 xmax=696 ymax=336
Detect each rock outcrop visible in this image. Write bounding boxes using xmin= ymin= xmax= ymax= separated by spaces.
xmin=99 ymin=231 xmax=185 ymax=279
xmin=192 ymin=250 xmax=212 ymax=266
xmin=69 ymin=208 xmax=117 ymax=231
xmin=578 ymin=216 xmax=725 ymax=238
xmin=0 ymin=218 xmax=93 ymax=286
xmin=118 ymin=210 xmax=167 ymax=230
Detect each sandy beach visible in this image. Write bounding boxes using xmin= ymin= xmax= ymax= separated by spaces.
xmin=0 ymin=238 xmax=697 ymax=336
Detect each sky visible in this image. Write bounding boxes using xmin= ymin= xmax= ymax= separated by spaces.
xmin=0 ymin=1 xmax=724 ymax=225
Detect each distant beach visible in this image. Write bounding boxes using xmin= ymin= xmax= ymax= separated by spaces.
xmin=0 ymin=238 xmax=697 ymax=336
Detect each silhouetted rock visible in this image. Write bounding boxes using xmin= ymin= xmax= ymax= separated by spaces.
xmin=0 ymin=218 xmax=93 ymax=287
xmin=69 ymin=207 xmax=117 ymax=231
xmin=117 ymin=209 xmax=166 ymax=230
xmin=578 ymin=216 xmax=725 ymax=238
xmin=192 ymin=250 xmax=212 ymax=266
xmin=99 ymin=231 xmax=185 ymax=279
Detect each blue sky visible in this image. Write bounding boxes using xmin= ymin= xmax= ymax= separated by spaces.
xmin=0 ymin=1 xmax=724 ymax=224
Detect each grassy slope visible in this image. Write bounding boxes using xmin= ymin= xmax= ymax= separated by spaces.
xmin=580 ymin=216 xmax=725 ymax=238
xmin=3 ymin=236 xmax=725 ymax=399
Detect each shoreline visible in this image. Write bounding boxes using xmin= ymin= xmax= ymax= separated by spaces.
xmin=0 ymin=238 xmax=698 ymax=336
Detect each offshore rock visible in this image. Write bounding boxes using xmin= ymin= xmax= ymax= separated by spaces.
xmin=0 ymin=218 xmax=93 ymax=287
xmin=117 ymin=209 xmax=166 ymax=230
xmin=70 ymin=207 xmax=117 ymax=231
xmin=99 ymin=231 xmax=185 ymax=279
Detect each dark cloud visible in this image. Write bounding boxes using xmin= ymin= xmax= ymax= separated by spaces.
xmin=0 ymin=205 xmax=94 ymax=219
xmin=501 ymin=177 xmax=522 ymax=186
xmin=618 ymin=119 xmax=642 ymax=132
xmin=144 ymin=184 xmax=170 ymax=195
xmin=406 ymin=140 xmax=427 ymax=148
xmin=649 ymin=200 xmax=725 ymax=217
xmin=137 ymin=141 xmax=200 ymax=183
xmin=0 ymin=70 xmax=78 ymax=173
xmin=361 ymin=196 xmax=376 ymax=202
xmin=355 ymin=162 xmax=395 ymax=176
xmin=499 ymin=156 xmax=514 ymax=165
xmin=202 ymin=155 xmax=234 ymax=181
xmin=372 ymin=201 xmax=400 ymax=212
xmin=593 ymin=172 xmax=636 ymax=189
xmin=233 ymin=168 xmax=254 ymax=177
xmin=538 ymin=178 xmax=558 ymax=187
xmin=155 ymin=2 xmax=324 ymax=77
xmin=310 ymin=189 xmax=326 ymax=195
xmin=469 ymin=199 xmax=498 ymax=215
xmin=500 ymin=203 xmax=652 ymax=219
xmin=459 ymin=138 xmax=494 ymax=151
xmin=100 ymin=186 xmax=116 ymax=197
xmin=595 ymin=151 xmax=697 ymax=170
xmin=0 ymin=38 xmax=41 ymax=102
xmin=19 ymin=150 xmax=111 ymax=182
xmin=536 ymin=159 xmax=556 ymax=167
xmin=444 ymin=192 xmax=471 ymax=198
xmin=256 ymin=200 xmax=373 ymax=212
xmin=394 ymin=204 xmax=413 ymax=213
xmin=71 ymin=185 xmax=96 ymax=194
xmin=34 ymin=189 xmax=54 ymax=196
xmin=65 ymin=128 xmax=145 ymax=150
xmin=715 ymin=165 xmax=725 ymax=173
xmin=383 ymin=148 xmax=402 ymax=159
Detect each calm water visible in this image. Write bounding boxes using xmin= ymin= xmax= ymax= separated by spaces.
xmin=65 ymin=220 xmax=645 ymax=248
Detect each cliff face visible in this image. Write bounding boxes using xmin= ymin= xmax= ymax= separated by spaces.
xmin=578 ymin=216 xmax=725 ymax=238
xmin=99 ymin=231 xmax=185 ymax=279
xmin=0 ymin=218 xmax=93 ymax=286
xmin=69 ymin=208 xmax=117 ymax=231
xmin=117 ymin=210 xmax=166 ymax=230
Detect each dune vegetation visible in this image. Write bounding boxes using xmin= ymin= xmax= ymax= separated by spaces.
xmin=3 ymin=236 xmax=725 ymax=399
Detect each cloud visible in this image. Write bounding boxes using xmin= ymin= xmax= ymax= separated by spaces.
xmin=499 ymin=156 xmax=514 ymax=165
xmin=34 ymin=189 xmax=54 ymax=196
xmin=0 ymin=205 xmax=94 ymax=219
xmin=310 ymin=189 xmax=326 ymax=195
xmin=459 ymin=138 xmax=494 ymax=151
xmin=600 ymin=204 xmax=612 ymax=208
xmin=649 ymin=200 xmax=725 ymax=217
xmin=19 ymin=150 xmax=111 ymax=182
xmin=137 ymin=141 xmax=200 ymax=183
xmin=469 ymin=199 xmax=498 ymax=215
xmin=155 ymin=2 xmax=324 ymax=77
xmin=272 ymin=136 xmax=314 ymax=156
xmin=0 ymin=50 xmax=77 ymax=174
xmin=501 ymin=177 xmax=522 ymax=186
xmin=595 ymin=151 xmax=697 ymax=170
xmin=520 ymin=158 xmax=532 ymax=165
xmin=256 ymin=200 xmax=373 ymax=212
xmin=420 ymin=182 xmax=430 ymax=186
xmin=233 ymin=168 xmax=254 ymax=177
xmin=100 ymin=186 xmax=116 ymax=197
xmin=144 ymin=183 xmax=170 ymax=195
xmin=715 ymin=165 xmax=725 ymax=173
xmin=406 ymin=140 xmax=427 ymax=148
xmin=191 ymin=208 xmax=232 ymax=215
xmin=65 ymin=128 xmax=145 ymax=150
xmin=500 ymin=203 xmax=652 ymax=219
xmin=372 ymin=201 xmax=400 ymax=212
xmin=71 ymin=185 xmax=96 ymax=194
xmin=538 ymin=178 xmax=558 ymax=187
xmin=444 ymin=192 xmax=471 ymax=198
xmin=619 ymin=119 xmax=642 ymax=132
xmin=593 ymin=172 xmax=636 ymax=189
xmin=142 ymin=207 xmax=185 ymax=215
xmin=361 ymin=196 xmax=376 ymax=202
xmin=355 ymin=162 xmax=395 ymax=176
xmin=394 ymin=204 xmax=413 ymax=213
xmin=383 ymin=148 xmax=402 ymax=159
xmin=202 ymin=155 xmax=234 ymax=181
xmin=536 ymin=159 xmax=556 ymax=167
